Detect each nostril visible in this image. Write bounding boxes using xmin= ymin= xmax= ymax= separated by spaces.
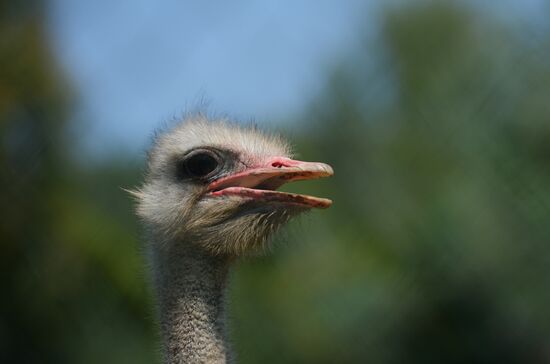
xmin=272 ymin=162 xmax=283 ymax=168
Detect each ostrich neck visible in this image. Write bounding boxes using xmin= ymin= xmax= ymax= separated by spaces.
xmin=151 ymin=239 xmax=232 ymax=364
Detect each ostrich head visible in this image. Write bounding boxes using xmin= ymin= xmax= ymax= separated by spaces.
xmin=135 ymin=116 xmax=333 ymax=256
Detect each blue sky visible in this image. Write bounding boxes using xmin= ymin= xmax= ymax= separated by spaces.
xmin=47 ymin=0 xmax=373 ymax=157
xmin=46 ymin=0 xmax=547 ymax=158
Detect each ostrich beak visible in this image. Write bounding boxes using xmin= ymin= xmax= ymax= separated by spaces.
xmin=207 ymin=157 xmax=334 ymax=208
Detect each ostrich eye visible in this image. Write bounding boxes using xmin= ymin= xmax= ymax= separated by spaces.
xmin=181 ymin=150 xmax=220 ymax=179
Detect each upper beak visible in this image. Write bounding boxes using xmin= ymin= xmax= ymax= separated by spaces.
xmin=207 ymin=157 xmax=334 ymax=208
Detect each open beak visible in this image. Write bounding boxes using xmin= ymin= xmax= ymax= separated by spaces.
xmin=207 ymin=157 xmax=333 ymax=208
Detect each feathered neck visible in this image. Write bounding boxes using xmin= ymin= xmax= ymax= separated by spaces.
xmin=149 ymin=239 xmax=232 ymax=364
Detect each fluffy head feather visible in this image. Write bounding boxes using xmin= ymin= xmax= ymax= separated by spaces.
xmin=134 ymin=115 xmax=305 ymax=256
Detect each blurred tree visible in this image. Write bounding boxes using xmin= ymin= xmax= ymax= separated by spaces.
xmin=0 ymin=1 xmax=155 ymax=363
xmin=230 ymin=2 xmax=550 ymax=364
xmin=1 ymin=0 xmax=71 ymax=361
xmin=3 ymin=1 xmax=550 ymax=363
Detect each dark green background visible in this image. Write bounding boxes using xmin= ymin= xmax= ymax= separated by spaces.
xmin=2 ymin=1 xmax=550 ymax=363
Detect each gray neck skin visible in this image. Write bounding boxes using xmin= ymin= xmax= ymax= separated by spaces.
xmin=150 ymin=240 xmax=232 ymax=364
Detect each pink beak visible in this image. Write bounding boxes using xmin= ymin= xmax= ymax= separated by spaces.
xmin=207 ymin=157 xmax=334 ymax=208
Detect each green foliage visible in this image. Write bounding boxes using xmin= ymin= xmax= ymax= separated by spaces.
xmin=0 ymin=2 xmax=155 ymax=363
xmin=3 ymin=1 xmax=550 ymax=363
xmin=231 ymin=3 xmax=550 ymax=364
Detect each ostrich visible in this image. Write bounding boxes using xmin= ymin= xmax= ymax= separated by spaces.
xmin=132 ymin=116 xmax=333 ymax=363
